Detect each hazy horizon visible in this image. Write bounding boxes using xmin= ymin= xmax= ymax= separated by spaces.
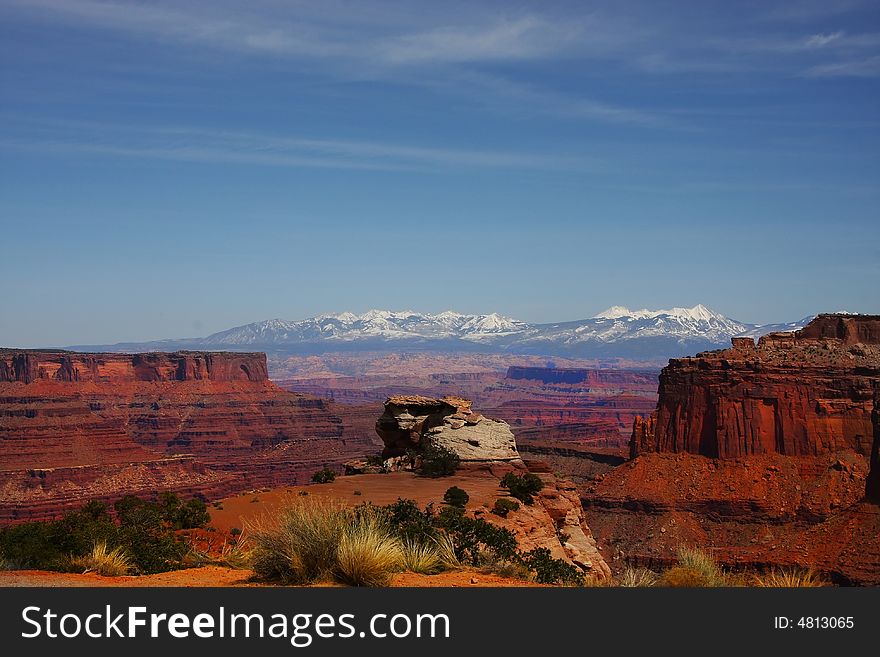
xmin=2 ymin=1 xmax=878 ymax=347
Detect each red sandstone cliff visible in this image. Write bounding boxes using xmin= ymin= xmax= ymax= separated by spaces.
xmin=583 ymin=315 xmax=880 ymax=584
xmin=0 ymin=350 xmax=378 ymax=522
xmin=631 ymin=315 xmax=880 ymax=459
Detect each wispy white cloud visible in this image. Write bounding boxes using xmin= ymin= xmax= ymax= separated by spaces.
xmin=1 ymin=118 xmax=597 ymax=173
xmin=805 ymin=31 xmax=844 ymax=47
xmin=375 ymin=16 xmax=581 ymax=64
xmin=803 ymin=54 xmax=880 ymax=77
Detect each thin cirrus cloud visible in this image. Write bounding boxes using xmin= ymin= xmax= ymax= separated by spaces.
xmin=7 ymin=0 xmax=582 ymax=64
xmin=2 ymin=120 xmax=596 ymax=173
xmin=803 ymin=54 xmax=880 ymax=77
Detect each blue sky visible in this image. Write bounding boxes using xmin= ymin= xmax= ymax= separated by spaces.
xmin=1 ymin=0 xmax=878 ymax=347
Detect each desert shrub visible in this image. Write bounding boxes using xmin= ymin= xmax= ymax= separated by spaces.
xmin=616 ymin=567 xmax=659 ymax=587
xmin=158 ymin=493 xmax=210 ymax=529
xmin=492 ymin=498 xmax=520 ymax=517
xmin=436 ymin=506 xmax=518 ymax=564
xmin=0 ymin=495 xmax=204 ymax=575
xmin=311 ymin=468 xmax=337 ymax=484
xmin=230 ymin=527 xmax=242 ymax=536
xmin=380 ymin=498 xmax=437 ymax=543
xmin=443 ymin=486 xmax=469 ymax=508
xmin=522 ymin=548 xmax=584 ymax=586
xmin=247 ymin=497 xmax=348 ymax=584
xmin=418 ymin=442 xmax=460 ymax=477
xmin=500 ymin=472 xmax=544 ymax=505
xmin=752 ymin=567 xmax=827 ymax=588
xmin=335 ymin=513 xmax=403 ymax=586
xmin=67 ymin=542 xmax=132 ymax=577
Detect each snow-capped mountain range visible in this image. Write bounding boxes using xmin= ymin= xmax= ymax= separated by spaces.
xmin=73 ymin=305 xmax=815 ymax=360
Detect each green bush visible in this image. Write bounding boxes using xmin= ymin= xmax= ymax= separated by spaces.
xmin=0 ymin=494 xmax=207 ymax=575
xmin=435 ymin=506 xmax=518 ymax=564
xmin=522 ymin=548 xmax=584 ymax=586
xmin=376 ymin=498 xmax=436 ymax=543
xmin=492 ymin=498 xmax=520 ymax=517
xmin=500 ymin=472 xmax=544 ymax=505
xmin=311 ymin=468 xmax=337 ymax=484
xmin=443 ymin=486 xmax=469 ymax=508
xmin=418 ymin=442 xmax=460 ymax=477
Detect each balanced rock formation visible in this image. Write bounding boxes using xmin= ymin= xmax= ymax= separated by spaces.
xmin=0 ymin=350 xmax=377 ymax=522
xmin=376 ymin=395 xmax=520 ymax=463
xmin=631 ymin=314 xmax=880 ymax=459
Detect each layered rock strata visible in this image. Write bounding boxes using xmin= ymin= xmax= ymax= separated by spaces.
xmin=0 ymin=350 xmax=372 ymax=521
xmin=632 ymin=315 xmax=880 ymax=458
xmin=584 ymin=315 xmax=880 ymax=584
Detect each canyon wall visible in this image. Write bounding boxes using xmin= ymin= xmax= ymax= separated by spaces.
xmin=631 ymin=315 xmax=880 ymax=459
xmin=0 ymin=350 xmax=377 ymax=522
xmin=582 ymin=315 xmax=880 ymax=584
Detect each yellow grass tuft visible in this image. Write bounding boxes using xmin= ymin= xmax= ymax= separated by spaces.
xmin=752 ymin=567 xmax=828 ymax=587
xmin=68 ymin=542 xmax=132 ymax=577
xmin=335 ymin=514 xmax=403 ymax=586
xmin=616 ymin=567 xmax=659 ymax=587
xmin=401 ymin=539 xmax=444 ymax=575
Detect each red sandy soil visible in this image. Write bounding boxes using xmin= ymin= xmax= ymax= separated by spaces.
xmin=210 ymin=471 xmax=509 ymax=532
xmin=0 ymin=567 xmax=534 ymax=588
xmin=0 ymin=472 xmax=544 ymax=588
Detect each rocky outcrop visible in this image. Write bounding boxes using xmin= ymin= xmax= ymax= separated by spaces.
xmin=0 ymin=350 xmax=377 ymax=522
xmin=376 ymin=395 xmax=520 ymax=462
xmin=631 ymin=314 xmax=880 ymax=459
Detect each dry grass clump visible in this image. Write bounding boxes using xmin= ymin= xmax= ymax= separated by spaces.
xmin=401 ymin=539 xmax=444 ymax=575
xmin=246 ymin=498 xmax=406 ymax=586
xmin=430 ymin=532 xmax=461 ymax=570
xmin=67 ymin=542 xmax=132 ymax=577
xmin=660 ymin=546 xmax=728 ymax=587
xmin=752 ymin=567 xmax=827 ymax=587
xmin=247 ymin=497 xmax=349 ymax=584
xmin=616 ymin=567 xmax=659 ymax=587
xmin=336 ymin=514 xmax=403 ymax=586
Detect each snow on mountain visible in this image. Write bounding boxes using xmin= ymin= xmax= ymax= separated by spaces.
xmin=73 ymin=305 xmax=815 ymax=360
xmin=734 ymin=316 xmax=815 ymax=339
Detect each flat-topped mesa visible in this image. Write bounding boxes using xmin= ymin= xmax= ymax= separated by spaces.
xmin=376 ymin=395 xmax=521 ymax=462
xmin=631 ymin=314 xmax=880 ymax=460
xmin=0 ymin=350 xmax=269 ymax=384
xmin=0 ymin=349 xmax=378 ymax=522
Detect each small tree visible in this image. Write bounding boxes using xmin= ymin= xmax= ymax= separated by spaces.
xmin=418 ymin=442 xmax=460 ymax=477
xmin=492 ymin=498 xmax=520 ymax=517
xmin=311 ymin=468 xmax=337 ymax=484
xmin=522 ymin=548 xmax=584 ymax=586
xmin=443 ymin=486 xmax=469 ymax=508
xmin=500 ymin=472 xmax=544 ymax=505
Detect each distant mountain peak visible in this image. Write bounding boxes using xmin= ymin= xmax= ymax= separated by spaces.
xmin=70 ymin=306 xmax=816 ymax=361
xmin=593 ymin=303 xmax=722 ymax=322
